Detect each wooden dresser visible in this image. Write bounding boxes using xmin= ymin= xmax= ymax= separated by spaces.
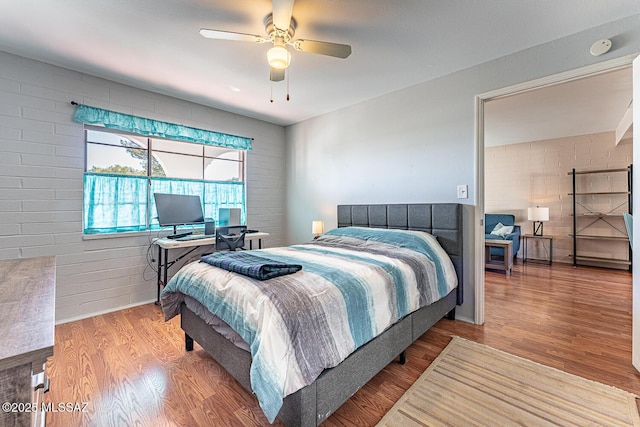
xmin=0 ymin=257 xmax=55 ymax=427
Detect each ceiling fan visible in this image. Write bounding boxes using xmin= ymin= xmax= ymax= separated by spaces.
xmin=199 ymin=0 xmax=352 ymax=83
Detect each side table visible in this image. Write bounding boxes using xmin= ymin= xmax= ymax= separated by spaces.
xmin=523 ymin=234 xmax=553 ymax=265
xmin=485 ymin=239 xmax=513 ymax=276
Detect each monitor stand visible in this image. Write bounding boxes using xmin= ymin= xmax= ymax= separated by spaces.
xmin=166 ymin=226 xmax=192 ymax=240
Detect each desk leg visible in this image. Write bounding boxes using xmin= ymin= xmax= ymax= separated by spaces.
xmin=248 ymin=238 xmax=263 ymax=250
xmin=156 ymin=246 xmax=162 ymax=306
xmin=162 ymin=248 xmax=169 ymax=300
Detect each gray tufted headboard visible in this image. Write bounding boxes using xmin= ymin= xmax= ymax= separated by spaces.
xmin=337 ymin=203 xmax=463 ymax=305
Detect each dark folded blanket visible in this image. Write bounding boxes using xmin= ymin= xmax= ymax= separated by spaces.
xmin=200 ymin=252 xmax=302 ymax=280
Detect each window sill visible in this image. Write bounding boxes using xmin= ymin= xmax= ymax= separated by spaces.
xmin=82 ymin=225 xmax=206 ymax=240
xmin=82 ymin=230 xmax=152 ymax=240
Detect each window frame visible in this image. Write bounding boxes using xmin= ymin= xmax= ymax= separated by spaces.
xmin=83 ymin=125 xmax=246 ymax=236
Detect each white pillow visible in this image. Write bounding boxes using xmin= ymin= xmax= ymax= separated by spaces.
xmin=490 ymin=222 xmax=514 ymax=237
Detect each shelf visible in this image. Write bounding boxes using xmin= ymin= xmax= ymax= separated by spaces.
xmin=570 ymin=213 xmax=625 ymax=217
xmin=569 ymin=191 xmax=630 ymax=195
xmin=569 ymin=234 xmax=629 ymax=241
xmin=567 ymin=168 xmax=629 ymax=175
xmin=573 ymin=255 xmax=632 ymax=266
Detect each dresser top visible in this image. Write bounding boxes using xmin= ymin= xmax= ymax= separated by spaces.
xmin=0 ymin=257 xmax=55 ymax=371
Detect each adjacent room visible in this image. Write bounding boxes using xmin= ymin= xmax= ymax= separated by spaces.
xmin=1 ymin=1 xmax=640 ymax=426
xmin=484 ymin=67 xmax=633 ymax=268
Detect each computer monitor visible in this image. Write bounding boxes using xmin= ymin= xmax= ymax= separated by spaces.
xmin=216 ymin=225 xmax=247 ymax=251
xmin=154 ymin=193 xmax=205 ymax=233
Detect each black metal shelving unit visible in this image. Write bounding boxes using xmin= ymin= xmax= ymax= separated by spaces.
xmin=569 ymin=165 xmax=632 ymax=270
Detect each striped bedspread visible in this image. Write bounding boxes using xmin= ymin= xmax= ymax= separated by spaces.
xmin=161 ymin=227 xmax=457 ymax=422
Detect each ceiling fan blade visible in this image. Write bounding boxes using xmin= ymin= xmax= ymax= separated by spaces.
xmin=292 ymin=39 xmax=352 ymax=58
xmin=270 ymin=67 xmax=285 ymax=82
xmin=199 ymin=28 xmax=267 ymax=43
xmin=272 ymin=0 xmax=295 ymax=30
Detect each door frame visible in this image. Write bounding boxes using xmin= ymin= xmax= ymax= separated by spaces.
xmin=474 ymin=53 xmax=638 ymax=326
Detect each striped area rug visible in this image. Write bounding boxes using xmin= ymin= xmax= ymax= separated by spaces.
xmin=377 ymin=336 xmax=640 ymax=426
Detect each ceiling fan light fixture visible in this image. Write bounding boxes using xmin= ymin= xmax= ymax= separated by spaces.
xmin=267 ymin=45 xmax=291 ymax=69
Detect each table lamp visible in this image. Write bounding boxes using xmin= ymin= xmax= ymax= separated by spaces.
xmin=312 ymin=220 xmax=324 ymax=239
xmin=528 ymin=207 xmax=549 ymax=236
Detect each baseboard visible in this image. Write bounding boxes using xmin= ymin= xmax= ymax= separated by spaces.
xmin=455 ymin=315 xmax=474 ymax=324
xmin=55 ymin=299 xmax=156 ymax=325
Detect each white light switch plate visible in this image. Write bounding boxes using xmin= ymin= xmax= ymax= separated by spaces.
xmin=457 ymin=184 xmax=468 ymax=199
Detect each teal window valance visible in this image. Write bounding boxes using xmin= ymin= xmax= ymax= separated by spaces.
xmin=72 ymin=103 xmax=252 ymax=151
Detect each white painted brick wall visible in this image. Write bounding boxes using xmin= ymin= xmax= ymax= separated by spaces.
xmin=486 ymin=132 xmax=632 ymax=265
xmin=0 ymin=50 xmax=286 ymax=323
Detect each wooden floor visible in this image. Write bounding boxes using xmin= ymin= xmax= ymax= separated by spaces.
xmin=44 ymin=261 xmax=640 ymax=426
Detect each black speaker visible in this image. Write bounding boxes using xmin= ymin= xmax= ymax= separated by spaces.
xmin=204 ymin=221 xmax=215 ymax=235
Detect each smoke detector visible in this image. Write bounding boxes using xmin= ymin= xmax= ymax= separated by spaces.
xmin=590 ymin=39 xmax=612 ymax=56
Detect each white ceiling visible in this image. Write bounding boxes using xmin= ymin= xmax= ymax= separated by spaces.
xmin=0 ymin=1 xmax=638 ymax=128
xmin=485 ymin=67 xmax=633 ymax=147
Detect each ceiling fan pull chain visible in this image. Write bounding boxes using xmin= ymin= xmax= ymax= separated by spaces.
xmin=270 ymin=81 xmax=274 ymax=103
xmin=286 ymin=68 xmax=290 ymax=101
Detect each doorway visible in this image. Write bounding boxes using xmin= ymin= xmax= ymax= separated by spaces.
xmin=474 ymin=55 xmax=637 ymax=367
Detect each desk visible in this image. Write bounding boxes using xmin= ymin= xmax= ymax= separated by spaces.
xmin=153 ymin=232 xmax=269 ymax=304
xmin=485 ymin=239 xmax=513 ymax=276
xmin=523 ymin=234 xmax=553 ymax=265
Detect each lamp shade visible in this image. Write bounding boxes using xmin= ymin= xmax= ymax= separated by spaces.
xmin=312 ymin=220 xmax=324 ymax=235
xmin=267 ymin=45 xmax=291 ymax=69
xmin=527 ymin=207 xmax=549 ymax=221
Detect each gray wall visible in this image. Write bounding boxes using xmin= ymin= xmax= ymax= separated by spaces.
xmin=0 ymin=51 xmax=286 ymax=323
xmin=285 ymin=13 xmax=640 ymax=322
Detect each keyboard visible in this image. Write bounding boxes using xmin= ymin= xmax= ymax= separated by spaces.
xmin=175 ymin=234 xmax=215 ymax=241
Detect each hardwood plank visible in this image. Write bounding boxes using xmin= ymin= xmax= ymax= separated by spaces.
xmin=44 ymin=262 xmax=639 ymax=426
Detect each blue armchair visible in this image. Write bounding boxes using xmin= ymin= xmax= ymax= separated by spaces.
xmin=485 ymin=213 xmax=521 ymax=259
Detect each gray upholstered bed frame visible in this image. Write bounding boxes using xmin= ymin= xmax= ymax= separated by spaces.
xmin=179 ymin=203 xmax=463 ymax=426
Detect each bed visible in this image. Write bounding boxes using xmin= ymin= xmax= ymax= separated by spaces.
xmin=161 ymin=203 xmax=463 ymax=426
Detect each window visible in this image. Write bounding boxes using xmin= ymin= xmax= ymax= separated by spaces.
xmin=84 ymin=128 xmax=245 ymax=235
